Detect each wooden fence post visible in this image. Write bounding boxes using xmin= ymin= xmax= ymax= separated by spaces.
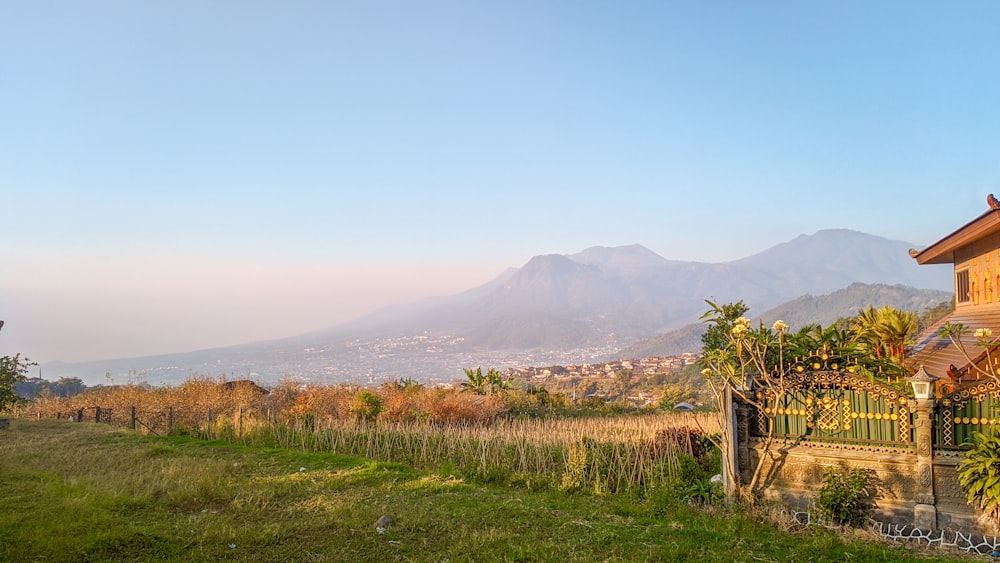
xmin=131 ymin=406 xmax=137 ymax=431
xmin=77 ymin=408 xmax=83 ymax=423
xmin=168 ymin=406 xmax=173 ymax=433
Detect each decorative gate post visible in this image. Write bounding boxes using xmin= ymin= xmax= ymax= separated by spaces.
xmin=909 ymin=367 xmax=939 ymax=530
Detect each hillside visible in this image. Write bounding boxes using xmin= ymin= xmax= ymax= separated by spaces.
xmin=617 ymin=283 xmax=951 ymax=359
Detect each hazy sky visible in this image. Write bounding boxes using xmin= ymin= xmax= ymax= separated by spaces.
xmin=3 ymin=1 xmax=1000 ymax=363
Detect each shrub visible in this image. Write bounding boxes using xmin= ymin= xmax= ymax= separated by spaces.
xmin=350 ymin=390 xmax=383 ymax=423
xmin=652 ymin=426 xmax=704 ymax=461
xmin=560 ymin=439 xmax=590 ymax=493
xmin=1 ymin=354 xmax=34 ymax=413
xmin=816 ymin=467 xmax=879 ymax=527
xmin=379 ymin=386 xmax=427 ymax=422
xmin=428 ymin=393 xmax=506 ymax=425
xmin=679 ymin=477 xmax=723 ymax=505
xmin=958 ymin=430 xmax=1000 ymax=523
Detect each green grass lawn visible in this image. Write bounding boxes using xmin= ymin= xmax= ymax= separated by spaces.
xmin=0 ymin=419 xmax=963 ymax=562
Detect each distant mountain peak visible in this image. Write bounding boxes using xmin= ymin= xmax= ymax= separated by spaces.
xmin=570 ymin=244 xmax=669 ymax=272
xmin=518 ymin=253 xmax=588 ymax=275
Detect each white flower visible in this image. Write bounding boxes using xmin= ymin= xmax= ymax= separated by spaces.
xmin=732 ymin=324 xmax=748 ymax=337
xmin=976 ymin=328 xmax=994 ymax=339
xmin=772 ymin=320 xmax=789 ymax=333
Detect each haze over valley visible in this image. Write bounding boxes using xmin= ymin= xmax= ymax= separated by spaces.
xmin=39 ymin=229 xmax=951 ymax=386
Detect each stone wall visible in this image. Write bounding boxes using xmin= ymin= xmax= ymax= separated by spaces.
xmin=746 ymin=439 xmax=983 ymax=532
xmin=734 ymin=370 xmax=1000 ymax=533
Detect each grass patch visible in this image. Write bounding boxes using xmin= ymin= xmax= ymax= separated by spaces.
xmin=0 ymin=420 xmax=962 ymax=562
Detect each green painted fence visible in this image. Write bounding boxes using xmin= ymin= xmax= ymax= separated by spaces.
xmin=936 ymin=379 xmax=1000 ymax=449
xmin=748 ymin=369 xmax=913 ymax=448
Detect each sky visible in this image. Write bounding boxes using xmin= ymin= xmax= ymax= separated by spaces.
xmin=3 ymin=1 xmax=1000 ymax=364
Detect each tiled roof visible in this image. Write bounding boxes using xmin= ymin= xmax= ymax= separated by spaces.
xmin=908 ymin=307 xmax=1000 ymax=383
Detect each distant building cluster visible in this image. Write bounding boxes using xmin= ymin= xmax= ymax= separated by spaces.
xmin=506 ymin=353 xmax=699 ymax=382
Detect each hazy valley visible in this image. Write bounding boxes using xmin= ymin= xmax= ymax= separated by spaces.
xmin=41 ymin=229 xmax=952 ymax=387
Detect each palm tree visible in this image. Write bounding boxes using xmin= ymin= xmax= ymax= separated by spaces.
xmin=852 ymin=306 xmax=917 ymax=365
xmin=876 ymin=307 xmax=917 ymax=364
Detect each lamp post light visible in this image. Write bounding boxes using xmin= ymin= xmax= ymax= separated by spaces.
xmin=908 ymin=365 xmax=939 ymax=530
xmin=908 ymin=366 xmax=938 ymax=400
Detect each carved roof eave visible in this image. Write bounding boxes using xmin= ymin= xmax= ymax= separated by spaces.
xmin=909 ymin=209 xmax=1000 ymax=265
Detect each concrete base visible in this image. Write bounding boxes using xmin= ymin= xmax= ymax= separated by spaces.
xmin=914 ymin=503 xmax=937 ymax=531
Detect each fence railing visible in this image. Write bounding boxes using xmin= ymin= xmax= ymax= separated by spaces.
xmin=40 ymin=405 xmax=260 ymax=437
xmin=740 ymin=373 xmax=1000 ymax=452
xmin=935 ymin=380 xmax=1000 ymax=449
xmin=746 ymin=369 xmax=914 ymax=449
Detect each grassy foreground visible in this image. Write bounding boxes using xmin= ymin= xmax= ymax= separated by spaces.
xmin=0 ymin=420 xmax=962 ymax=562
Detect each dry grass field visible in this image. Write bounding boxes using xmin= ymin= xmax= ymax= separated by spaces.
xmin=20 ymin=377 xmax=720 ymax=495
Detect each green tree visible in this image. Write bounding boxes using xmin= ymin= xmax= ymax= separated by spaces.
xmin=461 ymin=367 xmax=487 ymax=394
xmin=700 ymin=300 xmax=749 ymax=351
xmin=53 ymin=377 xmax=86 ymax=397
xmin=350 ymin=390 xmax=383 ymax=423
xmin=658 ymin=380 xmax=701 ymax=409
xmin=613 ymin=369 xmax=634 ymax=401
xmin=485 ymin=368 xmax=509 ymax=394
xmin=700 ymin=301 xmax=794 ymax=502
xmin=918 ymin=300 xmax=954 ymax=332
xmin=461 ymin=367 xmax=509 ymax=395
xmin=1 ymin=353 xmax=34 ymax=413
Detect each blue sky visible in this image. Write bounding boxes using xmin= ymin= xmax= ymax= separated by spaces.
xmin=3 ymin=1 xmax=999 ymax=363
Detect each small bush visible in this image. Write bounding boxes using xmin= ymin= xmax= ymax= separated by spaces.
xmin=958 ymin=430 xmax=1000 ymax=522
xmin=679 ymin=477 xmax=723 ymax=505
xmin=652 ymin=426 xmax=703 ymax=460
xmin=560 ymin=439 xmax=590 ymax=493
xmin=428 ymin=393 xmax=505 ymax=425
xmin=350 ymin=390 xmax=383 ymax=423
xmin=816 ymin=467 xmax=878 ymax=527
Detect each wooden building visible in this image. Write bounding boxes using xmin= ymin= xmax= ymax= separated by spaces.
xmin=909 ymin=194 xmax=1000 ymax=389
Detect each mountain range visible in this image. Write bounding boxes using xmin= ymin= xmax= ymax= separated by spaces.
xmin=617 ymin=282 xmax=952 ymax=359
xmin=43 ymin=229 xmax=953 ymax=386
xmin=312 ymin=229 xmax=949 ymax=348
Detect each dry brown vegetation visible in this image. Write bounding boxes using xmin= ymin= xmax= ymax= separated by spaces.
xmin=20 ymin=376 xmax=720 ymax=494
